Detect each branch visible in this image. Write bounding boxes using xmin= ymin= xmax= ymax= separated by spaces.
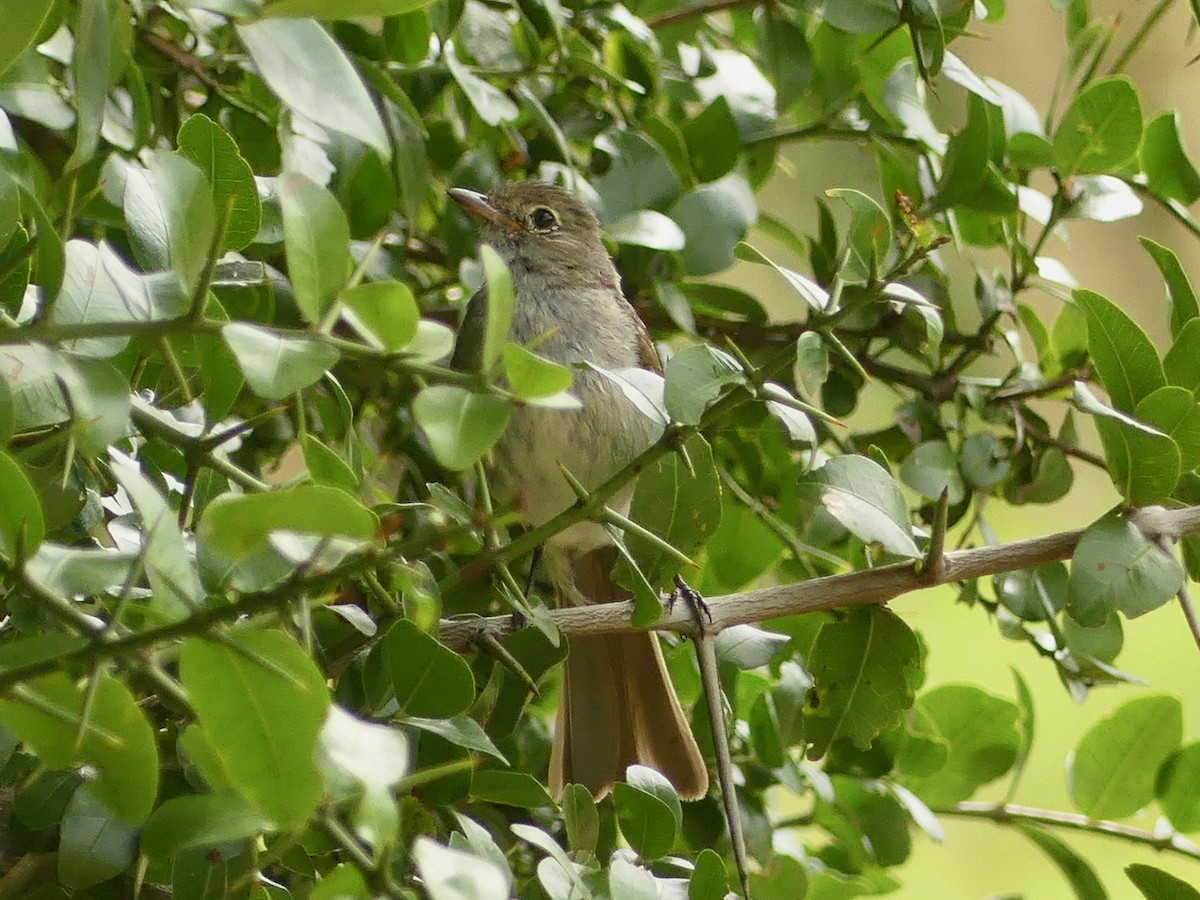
xmin=438 ymin=505 xmax=1200 ymax=648
xmin=939 ymin=801 xmax=1200 ymax=861
xmin=646 ymin=0 xmax=764 ymax=28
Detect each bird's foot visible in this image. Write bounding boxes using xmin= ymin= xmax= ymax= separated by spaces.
xmin=668 ymin=574 xmax=712 ymax=635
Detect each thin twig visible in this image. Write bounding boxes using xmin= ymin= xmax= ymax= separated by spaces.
xmin=646 ymin=0 xmax=765 ymax=28
xmin=938 ymin=801 xmax=1200 ymax=861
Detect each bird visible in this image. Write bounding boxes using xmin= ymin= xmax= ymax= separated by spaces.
xmin=448 ymin=180 xmax=709 ymax=801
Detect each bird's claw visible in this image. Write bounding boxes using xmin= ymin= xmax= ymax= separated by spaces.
xmin=668 ymin=574 xmax=712 ymax=635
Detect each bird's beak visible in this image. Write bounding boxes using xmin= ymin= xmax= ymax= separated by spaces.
xmin=447 ymin=187 xmax=523 ymax=232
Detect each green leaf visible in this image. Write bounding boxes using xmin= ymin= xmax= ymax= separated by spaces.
xmin=1157 ymin=742 xmax=1200 ymax=832
xmin=716 ymin=624 xmax=789 ymax=669
xmin=681 ymin=95 xmax=739 ymax=182
xmin=689 ymin=847 xmax=729 ymax=900
xmin=110 ymin=451 xmax=200 ymax=620
xmin=471 ymin=770 xmax=555 ymax=808
xmin=621 ymin=434 xmax=721 ymax=602
xmin=561 ymin=783 xmax=599 ymax=854
xmin=960 ymin=431 xmax=1011 ymax=488
xmin=1141 ymin=111 xmax=1200 ymax=205
xmin=1061 ymin=175 xmax=1142 ymax=222
xmin=412 ymin=836 xmax=511 ymax=900
xmin=0 ymin=447 xmax=43 ymax=558
xmin=805 ymin=607 xmax=922 ymax=758
xmin=664 ymin=344 xmax=745 ymax=426
xmin=479 ymin=244 xmax=514 ymax=374
xmin=800 ymin=455 xmax=920 ymax=558
xmin=339 ymin=281 xmax=419 ymax=351
xmin=606 ymin=210 xmax=686 ymax=251
xmin=318 ymin=706 xmax=409 ymax=847
xmin=1067 ymin=516 xmax=1184 ymax=626
xmin=899 ymin=684 xmax=1021 ymax=806
xmin=66 ymin=0 xmax=113 ymax=170
xmin=0 ymin=672 xmax=158 ymax=823
xmin=1053 ymin=76 xmax=1143 ymax=176
xmin=376 ymin=619 xmax=475 ymax=718
xmin=310 ymin=863 xmax=371 ymax=900
xmin=140 ymin=794 xmax=276 ymax=862
xmin=412 ymin=385 xmax=511 ymax=471
xmin=1127 ymin=864 xmax=1200 ymax=900
xmin=1093 ymin=415 xmax=1181 ymax=506
xmin=406 ymin=715 xmax=506 ymax=762
xmin=444 ymin=44 xmax=519 ymax=126
xmin=302 ymin=434 xmax=359 ymax=490
xmin=502 ymin=343 xmax=573 ymax=399
xmin=57 ymin=785 xmax=139 ymax=889
xmin=827 ymin=188 xmax=893 ymax=284
xmin=263 ymin=0 xmax=439 ymax=18
xmin=609 ymin=858 xmax=658 ymax=900
xmin=123 ymin=151 xmax=216 ymax=289
xmin=451 ymin=813 xmax=514 ymax=895
xmin=279 ymin=172 xmax=351 ymax=323
xmin=1015 ymin=824 xmax=1109 ymax=900
xmin=236 ymin=17 xmax=390 ymax=157
xmin=177 ymin=113 xmax=263 ymax=252
xmin=57 ymin=356 xmax=131 ymax=457
xmin=1164 ymin=318 xmax=1200 ymax=394
xmin=1075 ymin=288 xmax=1166 ymax=413
xmin=222 ymin=322 xmax=340 ymax=399
xmin=900 ymin=440 xmax=966 ymax=504
xmin=671 ymin=175 xmax=757 ymax=276
xmin=180 ymin=630 xmax=330 ymax=830
xmin=0 ymin=0 xmax=54 ymax=80
xmin=1140 ymin=237 xmax=1199 ymax=338
xmin=614 ymin=778 xmax=678 ymax=860
xmin=49 ymin=241 xmax=133 ymax=359
xmin=197 ymin=482 xmax=377 ymax=590
xmin=1135 ymin=386 xmax=1200 ymax=471
xmin=593 ymin=130 xmax=682 ymax=223
xmin=1070 ymin=694 xmax=1182 ymax=819
xmin=735 ymin=241 xmax=830 ymax=312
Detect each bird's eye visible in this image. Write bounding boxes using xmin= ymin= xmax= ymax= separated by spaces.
xmin=529 ymin=207 xmax=558 ymax=231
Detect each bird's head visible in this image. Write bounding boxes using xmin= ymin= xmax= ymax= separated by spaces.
xmin=447 ymin=181 xmax=607 ymax=276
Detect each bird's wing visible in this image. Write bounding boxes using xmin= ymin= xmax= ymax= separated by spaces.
xmin=620 ymin=296 xmax=662 ymax=375
xmin=449 ymin=287 xmax=486 ymax=372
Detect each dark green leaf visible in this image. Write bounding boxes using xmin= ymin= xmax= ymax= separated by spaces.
xmin=0 ymin=446 xmax=43 ymax=557
xmin=900 ymin=440 xmax=965 ymax=504
xmin=594 ymin=131 xmax=681 ymax=223
xmin=58 ymin=786 xmax=139 ymax=889
xmin=1067 ymin=516 xmax=1184 ymax=626
xmin=561 ymin=783 xmax=598 ymax=854
xmin=1135 ymin=386 xmax=1200 ymax=471
xmin=664 ymin=344 xmax=744 ymax=425
xmin=614 ymin=779 xmax=677 ymax=860
xmin=1141 ymin=111 xmax=1200 ymax=205
xmin=689 ymin=847 xmax=729 ymax=900
xmin=140 ymin=794 xmax=274 ymax=862
xmin=799 ymin=455 xmax=920 ymax=558
xmin=66 ymin=0 xmax=114 ymax=170
xmin=0 ymin=0 xmax=54 ymax=79
xmin=1141 ymin=237 xmax=1199 ymax=338
xmin=1126 ymin=864 xmax=1200 ymax=900
xmin=1015 ymin=824 xmax=1109 ymax=900
xmin=806 ymin=607 xmax=922 ymax=757
xmin=1070 ymin=694 xmax=1181 ymax=819
xmin=681 ymin=95 xmax=739 ymax=182
xmin=378 ymin=620 xmax=475 ymax=718
xmin=404 ymin=715 xmax=506 ymax=761
xmin=1163 ymin=318 xmax=1200 ymax=394
xmin=827 ymin=188 xmax=892 ymax=284
xmin=177 ymin=113 xmax=262 ymax=252
xmin=470 ymin=770 xmax=555 ymax=808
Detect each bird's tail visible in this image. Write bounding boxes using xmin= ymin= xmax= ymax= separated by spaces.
xmin=547 ymin=547 xmax=709 ymax=801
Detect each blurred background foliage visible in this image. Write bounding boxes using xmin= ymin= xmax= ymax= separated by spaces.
xmin=0 ymin=0 xmax=1200 ymax=897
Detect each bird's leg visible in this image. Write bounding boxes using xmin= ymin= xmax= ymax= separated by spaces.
xmin=670 ymin=574 xmax=751 ymax=899
xmin=668 ymin=573 xmax=712 ymax=631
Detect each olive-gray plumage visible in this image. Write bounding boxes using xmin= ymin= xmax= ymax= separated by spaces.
xmin=449 ymin=182 xmax=708 ymax=801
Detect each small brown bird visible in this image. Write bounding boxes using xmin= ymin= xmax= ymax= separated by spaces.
xmin=449 ymin=181 xmax=709 ymax=801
